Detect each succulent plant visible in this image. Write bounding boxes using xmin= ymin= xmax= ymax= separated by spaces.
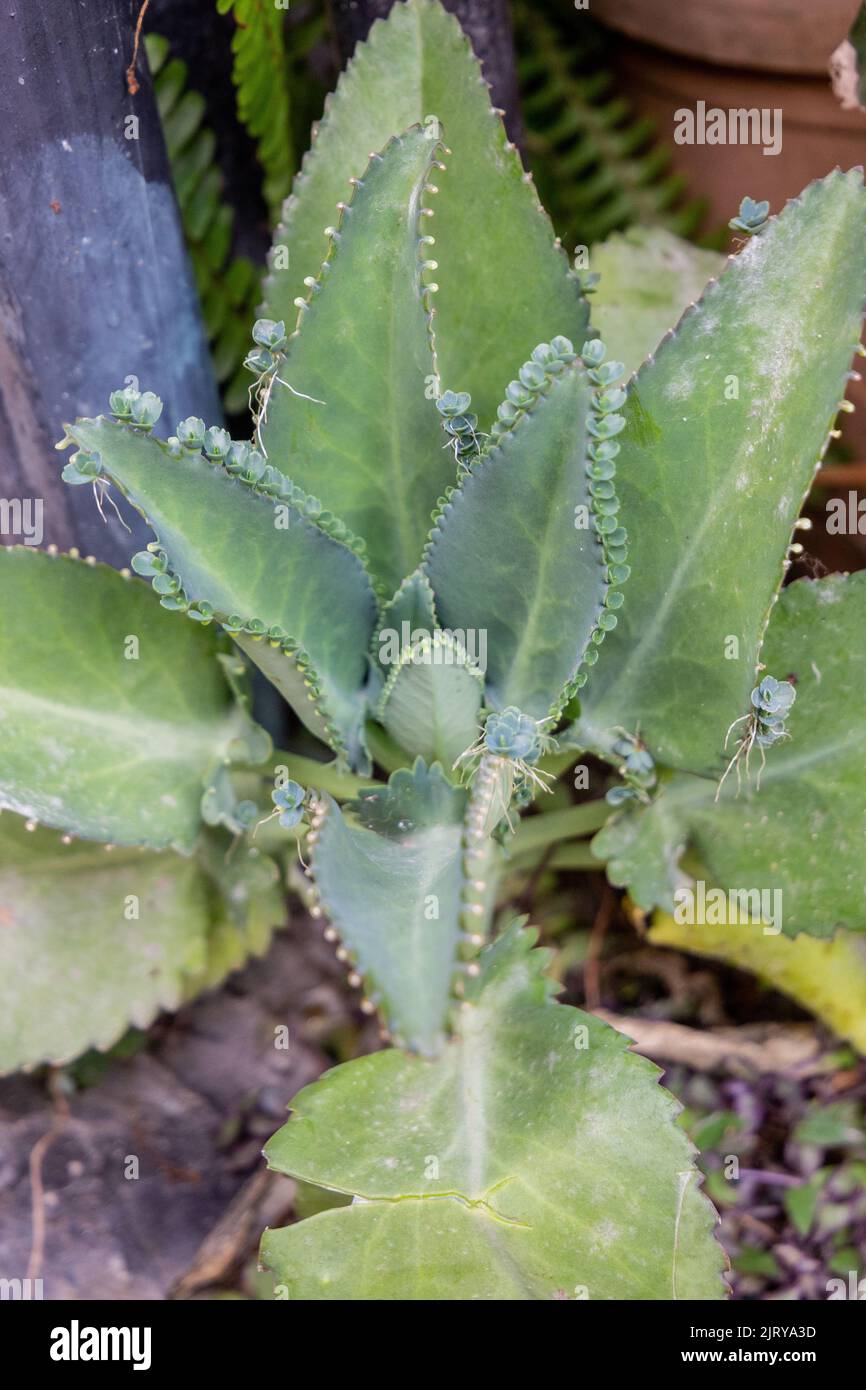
xmin=3 ymin=0 xmax=866 ymax=1300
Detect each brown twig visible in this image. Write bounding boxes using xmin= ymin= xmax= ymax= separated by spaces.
xmin=592 ymin=1012 xmax=826 ymax=1077
xmin=171 ymin=1169 xmax=295 ymax=1298
xmin=125 ymin=0 xmax=151 ymax=96
xmin=26 ymin=1071 xmax=70 ymax=1283
xmin=584 ymin=882 xmax=615 ymax=1011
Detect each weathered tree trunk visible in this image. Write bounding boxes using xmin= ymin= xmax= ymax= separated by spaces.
xmin=0 ymin=0 xmax=221 ymax=564
xmin=328 ymin=0 xmax=525 ymax=146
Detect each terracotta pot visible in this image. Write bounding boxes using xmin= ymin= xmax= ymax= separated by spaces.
xmin=604 ymin=42 xmax=866 ymax=235
xmin=590 ymin=0 xmax=866 ymax=463
xmin=592 ymin=0 xmax=857 ymax=75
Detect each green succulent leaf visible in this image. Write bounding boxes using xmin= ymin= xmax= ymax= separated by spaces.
xmin=62 ymin=418 xmax=377 ymax=765
xmin=0 ymin=548 xmax=263 ymax=851
xmin=373 ymin=568 xmax=438 ymax=673
xmin=261 ymin=923 xmax=724 ymax=1300
xmin=261 ymin=0 xmax=587 ymax=428
xmin=589 ymin=227 xmax=724 ymax=378
xmin=377 ymin=632 xmax=483 ymax=770
xmin=424 ymin=359 xmax=611 ymax=719
xmin=0 ymin=814 xmax=282 ymax=1073
xmin=308 ymin=761 xmax=467 ymax=1054
xmin=576 ymin=170 xmax=866 ymax=775
xmin=258 ymin=125 xmax=449 ymax=593
xmin=594 ymin=572 xmax=866 ymax=937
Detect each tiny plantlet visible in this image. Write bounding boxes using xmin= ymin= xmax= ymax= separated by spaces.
xmin=728 ymin=195 xmax=771 ymax=235
xmin=3 ymin=0 xmax=866 ymax=1302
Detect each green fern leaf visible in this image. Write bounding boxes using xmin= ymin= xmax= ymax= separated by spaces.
xmin=216 ymin=0 xmax=294 ymax=220
xmin=145 ymin=32 xmax=262 ymax=412
xmin=514 ymin=2 xmax=705 ymax=248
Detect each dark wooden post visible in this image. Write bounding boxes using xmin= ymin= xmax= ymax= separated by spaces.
xmin=0 ymin=0 xmax=221 ymax=565
xmin=328 ymin=0 xmax=525 ymax=146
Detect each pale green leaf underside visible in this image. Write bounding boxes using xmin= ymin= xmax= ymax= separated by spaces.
xmin=590 ymin=227 xmax=724 ymax=378
xmin=310 ymin=762 xmax=466 ymax=1054
xmin=425 ymin=362 xmax=606 ymax=718
xmin=650 ymin=913 xmax=866 ymax=1054
xmin=261 ymin=0 xmax=587 ymax=427
xmin=262 ymin=924 xmax=724 ymax=1300
xmin=0 ymin=548 xmax=253 ymax=851
xmin=594 ymin=572 xmax=866 ymax=937
xmin=259 ymin=125 xmax=450 ymax=594
xmin=374 ymin=568 xmax=437 ymax=671
xmin=0 ymin=814 xmax=282 ymax=1072
xmin=378 ymin=633 xmax=483 ymax=770
xmin=577 ymin=170 xmax=866 ymax=775
xmin=65 ymin=418 xmax=377 ymax=761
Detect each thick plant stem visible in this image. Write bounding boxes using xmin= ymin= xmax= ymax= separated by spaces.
xmin=259 ymin=749 xmax=383 ymax=801
xmin=508 ymin=840 xmax=605 ymax=875
xmin=455 ymin=753 xmax=512 ymax=979
xmin=510 ymin=799 xmax=613 ymax=858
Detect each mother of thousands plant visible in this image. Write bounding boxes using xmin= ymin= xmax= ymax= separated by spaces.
xmin=3 ymin=1 xmax=866 ymax=1299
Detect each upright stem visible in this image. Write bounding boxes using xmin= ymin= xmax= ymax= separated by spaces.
xmin=510 ymin=799 xmax=612 ymax=858
xmin=258 ymin=749 xmax=383 ymax=801
xmin=456 ymin=753 xmax=511 ymax=975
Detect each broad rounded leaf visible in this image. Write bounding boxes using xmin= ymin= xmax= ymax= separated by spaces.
xmin=262 ymin=924 xmax=725 ymax=1300
xmin=650 ymin=913 xmax=866 ymax=1053
xmin=0 ymin=548 xmax=260 ymax=851
xmin=0 ymin=814 xmax=282 ymax=1073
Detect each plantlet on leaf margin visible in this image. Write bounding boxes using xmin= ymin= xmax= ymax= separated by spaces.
xmin=716 ymin=675 xmax=797 ymax=799
xmin=455 ymin=707 xmax=556 ymax=835
xmin=436 ymin=389 xmax=484 ymax=471
xmin=605 ymin=729 xmax=657 ymax=807
xmin=728 ymin=195 xmax=770 ymax=236
xmin=245 ymin=316 xmax=326 ymax=452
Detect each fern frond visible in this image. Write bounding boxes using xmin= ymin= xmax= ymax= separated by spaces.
xmin=146 ymin=33 xmax=262 ymax=414
xmin=512 ymin=2 xmax=706 ymax=250
xmin=216 ymin=0 xmax=294 ymax=222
